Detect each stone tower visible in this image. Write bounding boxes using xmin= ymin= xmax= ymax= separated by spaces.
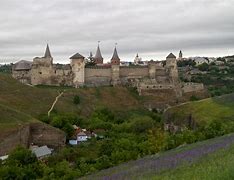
xmin=178 ymin=50 xmax=183 ymax=61
xmin=166 ymin=53 xmax=182 ymax=97
xmin=111 ymin=46 xmax=120 ymax=85
xmin=94 ymin=44 xmax=103 ymax=64
xmin=70 ymin=53 xmax=85 ymax=88
xmin=166 ymin=53 xmax=179 ymax=83
xmin=31 ymin=44 xmax=54 ymax=85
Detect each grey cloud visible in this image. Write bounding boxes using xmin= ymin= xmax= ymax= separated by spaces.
xmin=0 ymin=0 xmax=234 ymax=64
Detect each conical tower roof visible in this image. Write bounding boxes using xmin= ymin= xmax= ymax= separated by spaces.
xmin=94 ymin=45 xmax=103 ymax=60
xmin=166 ymin=53 xmax=176 ymax=59
xmin=70 ymin=53 xmax=85 ymax=59
xmin=44 ymin=44 xmax=52 ymax=58
xmin=111 ymin=47 xmax=120 ymax=61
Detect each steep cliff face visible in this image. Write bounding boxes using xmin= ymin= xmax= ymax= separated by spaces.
xmin=0 ymin=125 xmax=30 ymax=156
xmin=30 ymin=122 xmax=66 ymax=148
xmin=0 ymin=122 xmax=65 ymax=156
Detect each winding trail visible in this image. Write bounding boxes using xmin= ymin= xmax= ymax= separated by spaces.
xmin=82 ymin=134 xmax=234 ymax=180
xmin=48 ymin=91 xmax=64 ymax=117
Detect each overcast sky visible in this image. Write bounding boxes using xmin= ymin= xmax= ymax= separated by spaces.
xmin=0 ymin=0 xmax=234 ymax=64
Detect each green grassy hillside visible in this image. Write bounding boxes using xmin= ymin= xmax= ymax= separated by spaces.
xmin=151 ymin=142 xmax=234 ymax=180
xmin=164 ymin=93 xmax=234 ymax=126
xmin=82 ymin=134 xmax=234 ymax=180
xmin=0 ymin=73 xmax=146 ymax=118
xmin=0 ymin=103 xmax=36 ymax=141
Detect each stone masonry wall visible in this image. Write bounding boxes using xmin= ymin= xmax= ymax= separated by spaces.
xmin=12 ymin=70 xmax=31 ymax=84
xmin=85 ymin=67 xmax=112 ymax=86
xmin=120 ymin=66 xmax=149 ymax=78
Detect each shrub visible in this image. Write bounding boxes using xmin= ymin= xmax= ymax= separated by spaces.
xmin=73 ymin=95 xmax=80 ymax=105
xmin=190 ymin=95 xmax=199 ymax=101
xmin=130 ymin=116 xmax=155 ymax=133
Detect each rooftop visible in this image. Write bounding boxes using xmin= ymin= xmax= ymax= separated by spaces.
xmin=32 ymin=145 xmax=52 ymax=158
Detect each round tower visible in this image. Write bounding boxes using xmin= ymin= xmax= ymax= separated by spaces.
xmin=70 ymin=53 xmax=85 ymax=88
xmin=166 ymin=53 xmax=179 ymax=82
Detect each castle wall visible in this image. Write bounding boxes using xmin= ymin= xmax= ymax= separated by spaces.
xmin=12 ymin=70 xmax=31 ymax=84
xmin=111 ymin=65 xmax=120 ymax=86
xmin=182 ymin=82 xmax=204 ymax=93
xmin=50 ymin=66 xmax=73 ymax=86
xmin=31 ymin=57 xmax=54 ymax=85
xmin=85 ymin=67 xmax=112 ymax=86
xmin=119 ymin=66 xmax=149 ymax=78
xmin=71 ymin=59 xmax=85 ymax=87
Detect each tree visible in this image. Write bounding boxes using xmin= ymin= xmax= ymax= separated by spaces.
xmin=130 ymin=116 xmax=155 ymax=133
xmin=0 ymin=146 xmax=43 ymax=179
xmin=198 ymin=62 xmax=209 ymax=71
xmin=147 ymin=128 xmax=167 ymax=153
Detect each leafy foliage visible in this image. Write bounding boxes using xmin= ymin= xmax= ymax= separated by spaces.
xmin=73 ymin=95 xmax=81 ymax=105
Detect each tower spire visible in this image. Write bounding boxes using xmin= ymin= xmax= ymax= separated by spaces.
xmin=111 ymin=44 xmax=120 ymax=61
xmin=44 ymin=44 xmax=52 ymax=58
xmin=94 ymin=41 xmax=103 ymax=64
xmin=111 ymin=44 xmax=120 ymax=65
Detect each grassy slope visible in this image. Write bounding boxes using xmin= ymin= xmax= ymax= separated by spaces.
xmin=0 ymin=73 xmax=145 ymax=117
xmin=151 ymin=143 xmax=234 ymax=180
xmin=83 ymin=134 xmax=234 ymax=180
xmin=165 ymin=93 xmax=234 ymax=125
xmin=0 ymin=73 xmax=149 ymax=135
xmin=0 ymin=103 xmax=36 ymax=141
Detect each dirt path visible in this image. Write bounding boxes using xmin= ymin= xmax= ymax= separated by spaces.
xmin=82 ymin=134 xmax=234 ymax=180
xmin=48 ymin=91 xmax=64 ymax=117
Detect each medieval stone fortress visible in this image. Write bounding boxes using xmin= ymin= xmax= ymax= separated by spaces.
xmin=12 ymin=44 xmax=204 ymax=100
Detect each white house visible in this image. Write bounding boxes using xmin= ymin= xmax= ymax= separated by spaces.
xmin=77 ymin=132 xmax=89 ymax=142
xmin=0 ymin=155 xmax=8 ymax=161
xmin=193 ymin=57 xmax=208 ymax=66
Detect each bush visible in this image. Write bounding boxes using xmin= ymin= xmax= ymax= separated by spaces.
xmin=130 ymin=116 xmax=155 ymax=133
xmin=198 ymin=63 xmax=209 ymax=71
xmin=190 ymin=95 xmax=199 ymax=101
xmin=73 ymin=95 xmax=80 ymax=105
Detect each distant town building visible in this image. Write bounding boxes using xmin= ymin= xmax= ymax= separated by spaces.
xmin=178 ymin=50 xmax=183 ymax=61
xmin=192 ymin=57 xmax=209 ymax=66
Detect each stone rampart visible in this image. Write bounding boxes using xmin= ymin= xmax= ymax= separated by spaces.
xmin=85 ymin=67 xmax=112 ymax=86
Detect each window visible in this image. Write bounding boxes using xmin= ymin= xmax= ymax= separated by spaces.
xmin=39 ymin=72 xmax=42 ymax=74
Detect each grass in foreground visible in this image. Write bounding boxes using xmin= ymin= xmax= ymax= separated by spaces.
xmin=150 ymin=143 xmax=234 ymax=180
